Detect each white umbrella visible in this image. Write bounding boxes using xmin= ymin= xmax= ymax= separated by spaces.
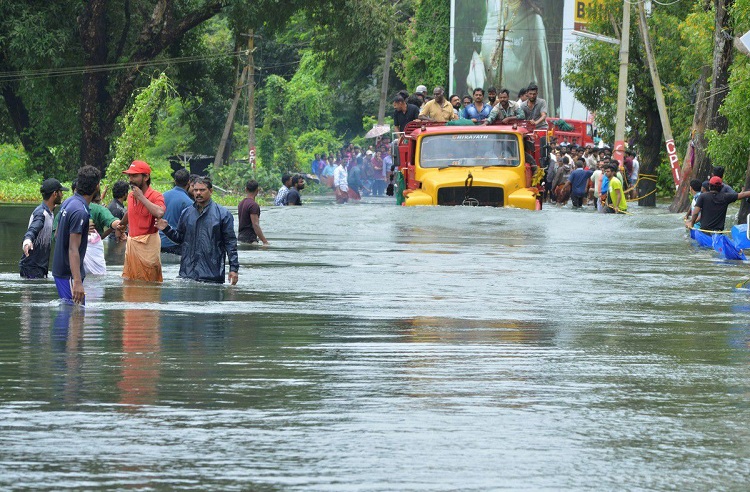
xmin=365 ymin=124 xmax=391 ymax=138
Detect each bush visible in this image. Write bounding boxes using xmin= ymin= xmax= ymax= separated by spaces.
xmin=0 ymin=145 xmax=35 ymax=181
xmin=0 ymin=179 xmax=43 ymax=202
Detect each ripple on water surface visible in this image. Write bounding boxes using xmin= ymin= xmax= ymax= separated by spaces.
xmin=1 ymin=201 xmax=750 ymax=489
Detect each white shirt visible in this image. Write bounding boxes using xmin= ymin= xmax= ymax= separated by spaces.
xmin=83 ymin=231 xmax=107 ymax=276
xmin=631 ymin=157 xmax=640 ymax=180
xmin=333 ymin=164 xmax=348 ymax=191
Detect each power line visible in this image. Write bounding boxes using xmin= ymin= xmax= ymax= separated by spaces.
xmin=0 ymin=50 xmax=247 ymax=83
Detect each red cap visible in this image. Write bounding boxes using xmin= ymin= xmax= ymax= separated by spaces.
xmin=122 ymin=160 xmax=152 ymax=175
xmin=709 ymin=176 xmax=723 ymax=186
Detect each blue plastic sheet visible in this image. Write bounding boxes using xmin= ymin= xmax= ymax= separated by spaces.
xmin=731 ymin=224 xmax=750 ymax=249
xmin=712 ymin=233 xmax=747 ymax=260
xmin=691 ymin=229 xmax=713 ymax=248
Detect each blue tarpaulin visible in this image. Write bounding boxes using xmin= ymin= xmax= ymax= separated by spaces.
xmin=691 ymin=228 xmax=747 ymax=260
xmin=731 ymin=224 xmax=750 ymax=249
xmin=691 ymin=229 xmax=713 ymax=248
xmin=712 ymin=234 xmax=747 ymax=260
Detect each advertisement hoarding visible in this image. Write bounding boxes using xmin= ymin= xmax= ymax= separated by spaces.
xmin=450 ymin=0 xmax=597 ymax=119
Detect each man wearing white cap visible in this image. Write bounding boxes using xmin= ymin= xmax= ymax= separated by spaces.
xmin=118 ymin=160 xmax=166 ymax=282
xmin=415 ymin=85 xmax=428 ymax=108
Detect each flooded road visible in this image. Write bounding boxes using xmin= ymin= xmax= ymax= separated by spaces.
xmin=1 ymin=199 xmax=750 ymax=490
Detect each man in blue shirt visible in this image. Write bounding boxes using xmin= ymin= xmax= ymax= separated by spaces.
xmin=464 ymin=88 xmax=491 ymax=123
xmin=52 ymin=166 xmax=101 ymax=305
xmin=160 ymin=168 xmax=193 ymax=255
xmin=156 ymin=176 xmax=239 ymax=284
xmin=567 ymin=159 xmax=593 ymax=208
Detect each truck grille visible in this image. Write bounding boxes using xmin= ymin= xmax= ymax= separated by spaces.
xmin=437 ymin=186 xmax=504 ymax=207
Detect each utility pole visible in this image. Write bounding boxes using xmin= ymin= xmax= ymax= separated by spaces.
xmin=247 ymin=30 xmax=256 ymax=170
xmin=493 ymin=4 xmax=511 ymax=89
xmin=613 ymin=0 xmax=630 ymax=165
xmin=214 ymin=66 xmax=248 ymax=170
xmin=377 ymin=36 xmax=393 ymax=125
xmin=637 ymin=2 xmax=679 ymax=188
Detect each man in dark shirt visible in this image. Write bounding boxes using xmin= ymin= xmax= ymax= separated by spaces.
xmin=702 ymin=165 xmax=735 ymax=194
xmin=567 ymin=159 xmax=594 ymax=208
xmin=688 ymin=176 xmax=750 ymax=232
xmin=286 ymin=175 xmax=304 ymax=206
xmin=20 ymin=178 xmax=68 ymax=279
xmin=52 ymin=166 xmax=101 ymax=304
xmin=238 ymin=179 xmax=269 ymax=245
xmin=393 ymin=95 xmax=420 ymax=132
xmin=107 ymin=180 xmax=129 ymax=220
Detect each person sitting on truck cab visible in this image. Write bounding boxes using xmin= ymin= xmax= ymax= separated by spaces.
xmin=464 ymin=88 xmax=491 ymax=123
xmin=516 ymin=87 xmax=528 ymax=109
xmin=461 ymin=96 xmax=472 ymax=118
xmin=521 ymin=84 xmax=548 ymax=130
xmin=449 ymin=94 xmax=461 ymax=119
xmin=486 ymin=89 xmax=524 ymax=125
xmin=487 ymin=87 xmax=497 ymax=107
xmin=393 ymin=95 xmax=420 ymax=132
xmin=418 ymin=87 xmax=457 ymax=123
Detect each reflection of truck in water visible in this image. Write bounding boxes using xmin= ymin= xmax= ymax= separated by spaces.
xmin=395 ymin=121 xmax=547 ymax=210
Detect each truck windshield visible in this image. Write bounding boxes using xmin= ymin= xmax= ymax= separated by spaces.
xmin=419 ymin=133 xmax=520 ymax=168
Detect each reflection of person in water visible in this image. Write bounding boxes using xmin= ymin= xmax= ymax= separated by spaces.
xmin=468 ymin=0 xmax=555 ymax=115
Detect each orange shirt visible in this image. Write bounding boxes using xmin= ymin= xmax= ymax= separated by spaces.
xmin=127 ymin=186 xmax=165 ymax=236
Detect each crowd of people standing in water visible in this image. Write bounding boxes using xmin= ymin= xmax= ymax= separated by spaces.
xmin=304 ymin=140 xmax=394 ymax=204
xmin=18 ymin=79 xmax=748 ymax=305
xmin=18 ymin=160 xmax=274 ymax=305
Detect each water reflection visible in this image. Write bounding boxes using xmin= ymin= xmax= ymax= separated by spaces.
xmin=119 ymin=281 xmax=161 ymax=408
xmin=4 ymin=203 xmax=750 ymax=489
xmin=396 ymin=317 xmax=555 ymax=345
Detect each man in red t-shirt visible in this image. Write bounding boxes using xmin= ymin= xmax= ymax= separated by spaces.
xmin=118 ymin=160 xmax=166 ymax=282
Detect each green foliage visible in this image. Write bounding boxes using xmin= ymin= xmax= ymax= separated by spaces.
xmin=397 ymin=0 xmax=450 ymax=92
xmin=563 ymin=0 xmax=704 ymax=189
xmin=208 ymin=161 xmax=255 ymax=193
xmin=0 ymin=145 xmax=34 ymax=181
xmin=0 ymin=180 xmax=42 ymax=203
xmin=707 ymin=61 xmax=750 ymax=190
xmin=295 ymin=129 xmax=343 ymax=165
xmin=706 ymin=0 xmax=750 ymax=190
xmin=106 ymin=73 xmax=176 ymax=185
xmin=146 ymin=99 xmax=196 ymax=160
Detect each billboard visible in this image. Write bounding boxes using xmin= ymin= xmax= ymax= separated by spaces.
xmin=450 ymin=0 xmax=564 ymax=116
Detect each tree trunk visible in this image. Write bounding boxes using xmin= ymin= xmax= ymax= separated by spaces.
xmin=690 ymin=0 xmax=734 ymax=180
xmin=737 ymin=154 xmax=750 ymax=223
xmin=377 ymin=36 xmax=394 ymax=125
xmin=79 ymin=0 xmax=110 ymax=174
xmin=638 ymin=104 xmax=662 ymax=207
xmin=669 ymin=66 xmax=710 ymax=213
xmin=0 ymin=83 xmax=53 ymax=174
xmin=78 ymin=0 xmax=224 ymax=174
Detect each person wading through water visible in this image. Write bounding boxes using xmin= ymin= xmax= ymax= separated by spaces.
xmin=118 ymin=160 xmax=166 ymax=282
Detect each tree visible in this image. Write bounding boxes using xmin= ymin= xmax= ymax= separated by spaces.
xmin=0 ymin=0 xmax=362 ymax=177
xmin=706 ymin=0 xmax=750 ymax=221
xmin=397 ymin=0 xmax=450 ymax=93
xmin=564 ymin=0 xmax=703 ymax=206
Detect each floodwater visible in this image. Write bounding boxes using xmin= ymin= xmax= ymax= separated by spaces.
xmin=1 ymin=198 xmax=750 ymax=490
